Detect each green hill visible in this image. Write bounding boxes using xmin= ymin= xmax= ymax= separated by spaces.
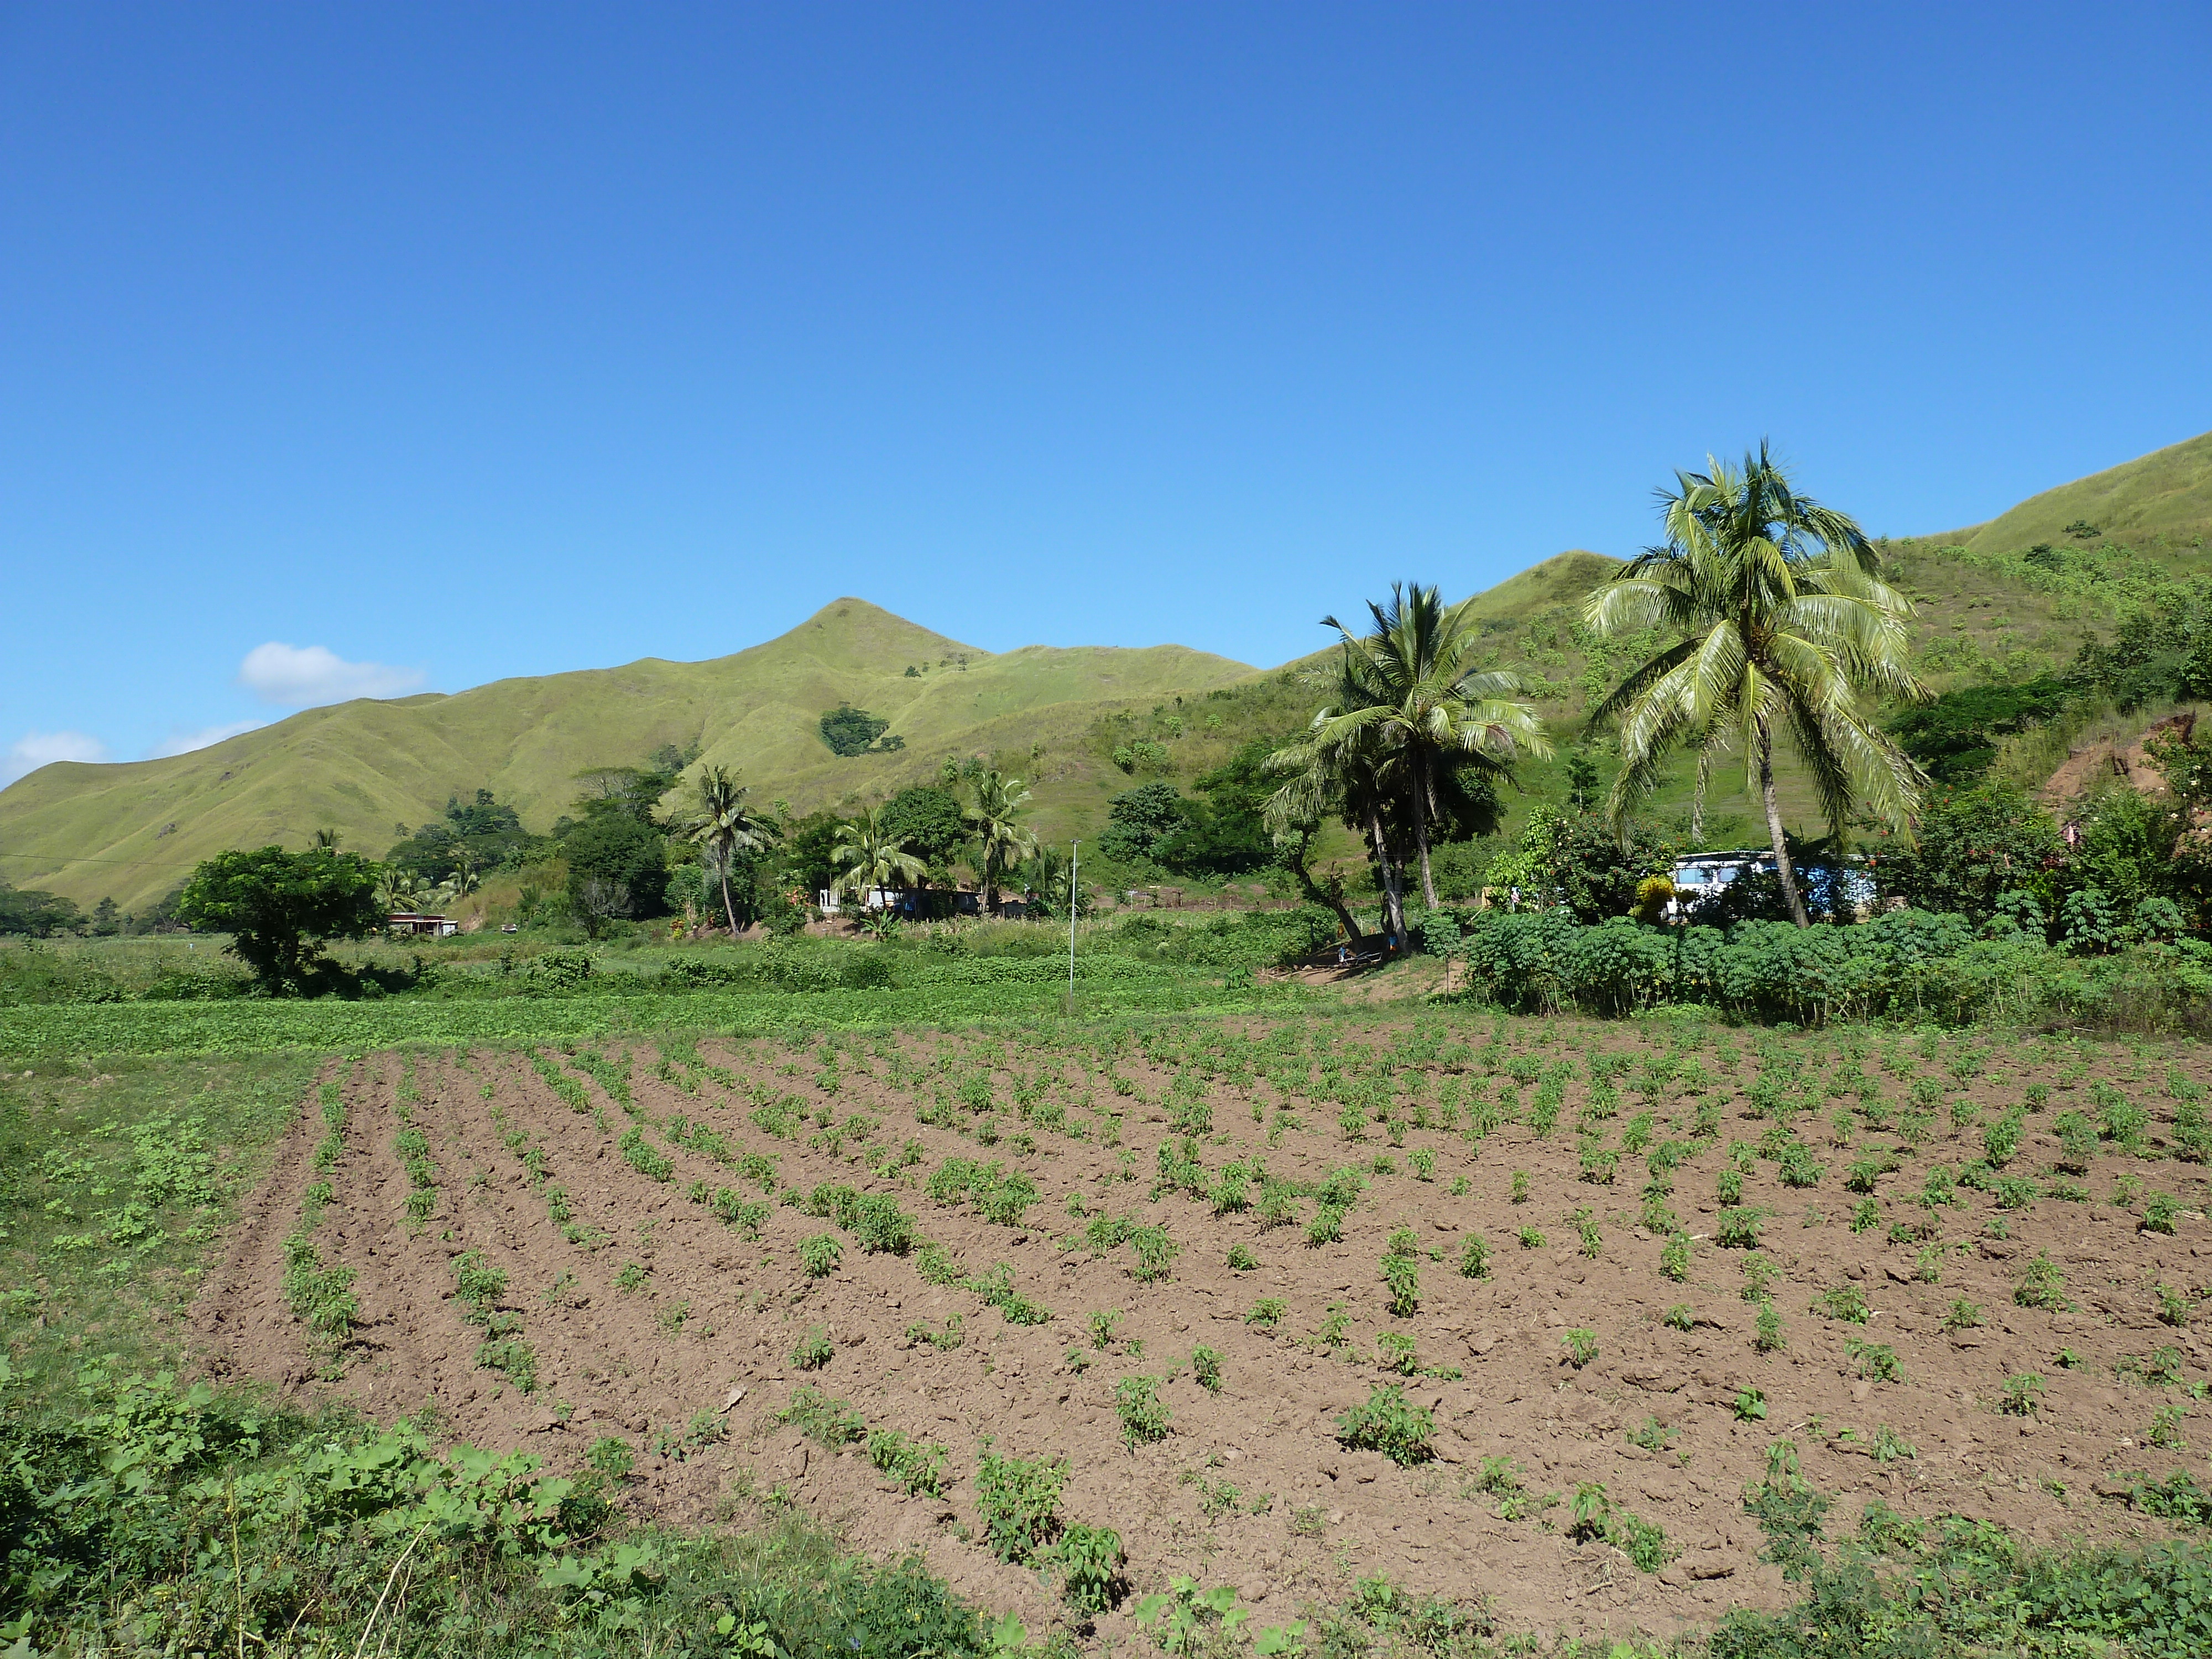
xmin=1942 ymin=429 xmax=2212 ymax=558
xmin=9 ymin=434 xmax=2211 ymax=912
xmin=0 ymin=601 xmax=1254 ymax=909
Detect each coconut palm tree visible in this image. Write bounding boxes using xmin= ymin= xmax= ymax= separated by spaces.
xmin=832 ymin=808 xmax=927 ymax=913
xmin=967 ymin=769 xmax=1038 ymax=918
xmin=1266 ymin=669 xmax=1420 ymax=942
xmin=1583 ymin=445 xmax=1929 ymax=927
xmin=1312 ymin=583 xmax=1550 ymax=909
xmin=673 ymin=765 xmax=782 ymax=935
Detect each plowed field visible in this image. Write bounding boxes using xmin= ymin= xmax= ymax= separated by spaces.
xmin=197 ymin=1015 xmax=2212 ymax=1641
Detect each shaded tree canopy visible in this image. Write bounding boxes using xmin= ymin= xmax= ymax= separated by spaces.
xmin=386 ymin=787 xmax=538 ymax=881
xmin=176 ymin=846 xmax=384 ymax=994
xmin=820 ymin=706 xmax=900 ymax=757
xmin=877 ymin=786 xmax=968 ymax=873
xmin=0 ymin=880 xmax=83 ymax=938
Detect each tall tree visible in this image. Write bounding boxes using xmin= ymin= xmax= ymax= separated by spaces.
xmin=673 ymin=765 xmax=781 ymax=935
xmin=1314 ymin=584 xmax=1550 ymax=908
xmin=831 ymin=808 xmax=927 ymax=909
xmin=177 ymin=846 xmax=384 ymax=994
xmin=1584 ymin=445 xmax=1929 ymax=927
xmin=1266 ymin=668 xmax=1419 ymax=942
xmin=966 ymin=769 xmax=1037 ymax=917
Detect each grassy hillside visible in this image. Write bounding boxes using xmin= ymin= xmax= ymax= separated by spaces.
xmin=10 ymin=435 xmax=2212 ymax=911
xmin=1942 ymin=429 xmax=2212 ymax=557
xmin=0 ymin=601 xmax=1253 ymax=909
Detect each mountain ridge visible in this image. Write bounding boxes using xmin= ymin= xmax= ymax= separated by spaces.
xmin=8 ymin=432 xmax=2212 ymax=909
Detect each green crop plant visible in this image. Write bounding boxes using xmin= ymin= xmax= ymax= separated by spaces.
xmin=1660 ymin=1232 xmax=1690 ymax=1282
xmin=2000 ymin=1373 xmax=2046 ymax=1417
xmin=790 ymin=1326 xmax=834 ymax=1370
xmin=975 ymin=1447 xmax=1068 ymax=1563
xmin=1227 ymin=1243 xmax=1258 ymax=1271
xmin=1114 ymin=1375 xmax=1172 ymax=1447
xmin=1664 ymin=1303 xmax=1694 ymax=1331
xmin=2015 ymin=1251 xmax=2070 ymax=1311
xmin=1563 ymin=1328 xmax=1598 ymax=1368
xmin=1381 ymin=1248 xmax=1421 ymax=1317
xmin=1815 ymin=1284 xmax=1870 ymax=1324
xmin=1740 ymin=1253 xmax=1780 ymax=1302
xmin=866 ymin=1428 xmax=950 ymax=1497
xmin=1191 ymin=1346 xmax=1223 ymax=1392
xmin=777 ymin=1384 xmax=866 ymax=1449
xmin=1458 ymin=1234 xmax=1490 ymax=1279
xmin=1055 ymin=1524 xmax=1125 ymax=1615
xmin=799 ymin=1234 xmax=843 ymax=1278
xmin=617 ymin=1126 xmax=674 ymax=1183
xmin=1717 ymin=1207 xmax=1763 ymax=1249
xmin=1846 ymin=1338 xmax=1903 ymax=1383
xmin=1129 ymin=1223 xmax=1178 ymax=1283
xmin=1754 ymin=1300 xmax=1786 ymax=1353
xmin=1334 ymin=1384 xmax=1435 ymax=1467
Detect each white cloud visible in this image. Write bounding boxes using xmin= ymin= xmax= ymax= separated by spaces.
xmin=146 ymin=719 xmax=267 ymax=759
xmin=237 ymin=643 xmax=426 ymax=708
xmin=2 ymin=729 xmax=111 ymax=787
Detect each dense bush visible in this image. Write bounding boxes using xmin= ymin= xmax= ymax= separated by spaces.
xmin=0 ymin=1361 xmax=988 ymax=1659
xmin=1446 ymin=905 xmax=2212 ymax=1027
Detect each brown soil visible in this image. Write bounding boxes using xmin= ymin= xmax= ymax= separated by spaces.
xmin=2038 ymin=710 xmax=2195 ymax=808
xmin=195 ymin=1019 xmax=2212 ymax=1645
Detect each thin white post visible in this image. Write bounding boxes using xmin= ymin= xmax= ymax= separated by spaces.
xmin=1068 ymin=842 xmax=1079 ymax=1013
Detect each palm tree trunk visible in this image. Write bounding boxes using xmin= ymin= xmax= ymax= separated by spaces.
xmin=719 ymin=868 xmax=739 ymax=936
xmin=1368 ymin=805 xmax=1406 ymax=942
xmin=1757 ymin=721 xmax=1812 ymax=928
xmin=1411 ymin=758 xmax=1438 ymax=910
xmin=1287 ymin=828 xmax=1363 ymax=944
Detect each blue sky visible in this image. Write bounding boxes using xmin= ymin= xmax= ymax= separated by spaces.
xmin=4 ymin=2 xmax=2209 ymax=783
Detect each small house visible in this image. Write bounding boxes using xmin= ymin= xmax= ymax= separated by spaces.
xmin=388 ymin=912 xmax=459 ymax=937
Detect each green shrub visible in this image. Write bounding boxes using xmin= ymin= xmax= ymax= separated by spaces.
xmin=1114 ymin=1375 xmax=1172 ymax=1447
xmin=778 ymin=1384 xmax=866 ymax=1448
xmin=617 ymin=1126 xmax=674 ymax=1183
xmin=1815 ymin=1285 xmax=1870 ymax=1324
xmin=2015 ymin=1251 xmax=2070 ymax=1311
xmin=1381 ymin=1251 xmax=1421 ymax=1318
xmin=1335 ymin=1384 xmax=1435 ymax=1467
xmin=975 ymin=1448 xmax=1067 ymax=1562
xmin=1718 ymin=1206 xmax=1764 ymax=1249
xmin=1055 ymin=1523 xmax=1125 ymax=1615
xmin=1191 ymin=1347 xmax=1223 ymax=1393
xmin=866 ymin=1428 xmax=949 ymax=1496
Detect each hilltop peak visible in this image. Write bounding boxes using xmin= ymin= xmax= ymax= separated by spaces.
xmin=778 ymin=598 xmax=984 ymax=667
